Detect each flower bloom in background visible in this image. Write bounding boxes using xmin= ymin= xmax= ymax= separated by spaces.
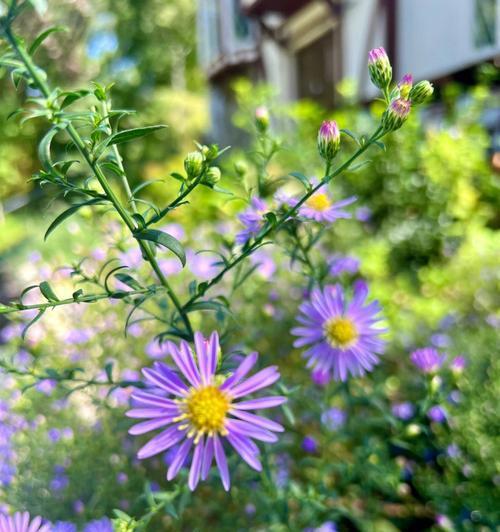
xmin=450 ymin=355 xmax=467 ymax=374
xmin=236 ymin=197 xmax=268 ymax=245
xmin=292 ymin=282 xmax=386 ymax=381
xmin=410 ymin=347 xmax=445 ymax=373
xmin=0 ymin=511 xmax=51 ymax=532
xmin=317 ymin=120 xmax=340 ymax=162
xmin=302 ymin=435 xmax=318 ymax=453
xmin=52 ymin=523 xmax=76 ymax=532
xmin=368 ymin=46 xmax=392 ymax=89
xmin=297 ymin=185 xmax=356 ymax=223
xmin=392 ymin=401 xmax=415 ymax=420
xmin=428 ymin=405 xmax=447 ymax=423
xmin=82 ymin=518 xmax=114 ymax=532
xmin=321 ymin=407 xmax=347 ymax=430
xmin=329 ymin=255 xmax=360 ymax=277
xmin=127 ymin=332 xmax=286 ymax=491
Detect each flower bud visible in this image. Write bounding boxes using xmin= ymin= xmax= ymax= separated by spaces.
xmin=381 ymin=98 xmax=411 ymax=132
xmin=201 ymin=144 xmax=219 ymax=160
xmin=368 ymin=47 xmax=392 ymax=89
xmin=234 ymin=160 xmax=248 ymax=177
xmin=184 ymin=151 xmax=204 ymax=179
xmin=317 ymin=120 xmax=340 ymax=162
xmin=406 ymin=423 xmax=421 ymax=437
xmin=204 ymin=166 xmax=221 ymax=186
xmin=255 ymin=106 xmax=270 ymax=133
xmin=409 ymin=80 xmax=434 ymax=104
xmin=398 ymin=74 xmax=413 ymax=99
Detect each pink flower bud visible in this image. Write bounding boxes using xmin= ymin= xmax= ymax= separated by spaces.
xmin=368 ymin=46 xmax=392 ymax=89
xmin=398 ymin=74 xmax=413 ymax=99
xmin=255 ymin=106 xmax=270 ymax=132
xmin=381 ymin=98 xmax=411 ymax=132
xmin=317 ymin=120 xmax=340 ymax=162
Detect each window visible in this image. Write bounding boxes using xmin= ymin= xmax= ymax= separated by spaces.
xmin=474 ymin=0 xmax=497 ymax=47
xmin=233 ymin=0 xmax=250 ymax=40
xmin=296 ymin=31 xmax=336 ymax=108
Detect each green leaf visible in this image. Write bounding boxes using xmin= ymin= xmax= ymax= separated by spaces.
xmin=107 ymin=125 xmax=167 ymax=147
xmin=134 ymin=229 xmax=185 ymax=267
xmin=44 ymin=198 xmax=106 ymax=240
xmin=185 ymin=301 xmax=230 ymax=315
xmin=60 ymin=90 xmax=90 ymax=109
xmin=340 ymin=128 xmax=360 ymax=144
xmin=38 ymin=124 xmax=67 ymax=175
xmin=29 ymin=26 xmax=66 ymax=55
xmin=39 ymin=281 xmax=59 ymax=302
xmin=72 ymin=289 xmax=83 ymax=300
xmin=22 ymin=309 xmax=45 ymax=339
xmin=289 ymin=171 xmax=311 ymax=190
xmin=104 ymin=362 xmax=114 ymax=382
xmin=114 ymin=273 xmax=142 ymax=290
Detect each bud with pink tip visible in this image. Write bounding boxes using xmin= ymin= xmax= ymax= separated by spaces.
xmin=368 ymin=47 xmax=392 ymax=89
xmin=317 ymin=120 xmax=340 ymax=162
xmin=255 ymin=106 xmax=270 ymax=132
xmin=398 ymin=74 xmax=413 ymax=99
xmin=381 ymin=98 xmax=411 ymax=132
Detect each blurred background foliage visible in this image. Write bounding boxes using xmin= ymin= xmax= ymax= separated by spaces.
xmin=0 ymin=0 xmax=499 ymax=530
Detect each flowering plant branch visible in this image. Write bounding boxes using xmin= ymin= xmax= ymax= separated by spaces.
xmin=0 ymin=1 xmax=435 ymax=515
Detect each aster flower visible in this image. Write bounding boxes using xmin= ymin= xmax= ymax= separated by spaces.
xmin=127 ymin=331 xmax=286 ymax=491
xmin=410 ymin=347 xmax=445 ymax=373
xmin=292 ymin=282 xmax=386 ymax=381
xmin=302 ymin=435 xmax=318 ymax=453
xmin=82 ymin=518 xmax=113 ymax=532
xmin=0 ymin=512 xmax=51 ymax=532
xmin=297 ymin=185 xmax=356 ymax=223
xmin=321 ymin=407 xmax=346 ymax=430
xmin=236 ymin=197 xmax=268 ymax=245
xmin=428 ymin=405 xmax=447 ymax=423
xmin=329 ymin=255 xmax=360 ymax=277
xmin=391 ymin=401 xmax=415 ymax=420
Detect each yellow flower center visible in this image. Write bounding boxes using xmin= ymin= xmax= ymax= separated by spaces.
xmin=185 ymin=385 xmax=230 ymax=435
xmin=324 ymin=317 xmax=358 ymax=348
xmin=306 ymin=193 xmax=331 ymax=212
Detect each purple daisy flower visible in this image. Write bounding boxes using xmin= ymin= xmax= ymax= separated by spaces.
xmin=392 ymin=401 xmax=415 ymax=420
xmin=329 ymin=255 xmax=360 ymax=277
xmin=82 ymin=518 xmax=113 ymax=532
xmin=291 ymin=282 xmax=386 ymax=381
xmin=297 ymin=185 xmax=356 ymax=223
xmin=428 ymin=405 xmax=447 ymax=423
xmin=0 ymin=512 xmax=51 ymax=532
xmin=410 ymin=347 xmax=445 ymax=373
xmin=236 ymin=198 xmax=267 ymax=245
xmin=127 ymin=331 xmax=286 ymax=491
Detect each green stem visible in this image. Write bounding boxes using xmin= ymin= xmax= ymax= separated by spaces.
xmin=183 ymin=132 xmax=381 ymax=309
xmin=0 ymin=287 xmax=157 ymax=315
xmin=3 ymin=26 xmax=193 ymax=337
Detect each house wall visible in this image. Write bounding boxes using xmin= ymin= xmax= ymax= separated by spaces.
xmin=397 ymin=0 xmax=500 ymax=81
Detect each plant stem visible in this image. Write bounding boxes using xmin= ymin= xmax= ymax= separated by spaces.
xmin=0 ymin=287 xmax=157 ymax=315
xmin=3 ymin=26 xmax=193 ymax=338
xmin=183 ymin=132 xmax=381 ymax=309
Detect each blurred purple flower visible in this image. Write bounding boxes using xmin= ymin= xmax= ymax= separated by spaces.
xmin=36 ymin=379 xmax=57 ymax=396
xmin=187 ymin=251 xmax=222 ymax=280
xmin=302 ymin=436 xmax=318 ymax=453
xmin=236 ymin=197 xmax=267 ymax=245
xmin=391 ymin=402 xmax=415 ymax=420
xmin=328 ymin=255 xmax=360 ymax=277
xmin=83 ymin=518 xmax=114 ymax=532
xmin=250 ymin=250 xmax=276 ymax=279
xmin=311 ymin=369 xmax=331 ymax=387
xmin=53 ymin=522 xmax=77 ymax=532
xmin=321 ymin=407 xmax=347 ymax=430
xmin=410 ymin=348 xmax=445 ymax=373
xmin=428 ymin=405 xmax=447 ymax=423
xmin=450 ymin=356 xmax=467 ymax=373
xmin=145 ymin=339 xmax=167 ymax=359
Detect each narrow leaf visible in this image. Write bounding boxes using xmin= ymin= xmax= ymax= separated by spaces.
xmin=29 ymin=27 xmax=66 ymax=55
xmin=114 ymin=273 xmax=142 ymax=290
xmin=44 ymin=198 xmax=106 ymax=240
xmin=289 ymin=171 xmax=311 ymax=190
xmin=134 ymin=229 xmax=185 ymax=267
xmin=107 ymin=125 xmax=167 ymax=146
xmin=39 ymin=281 xmax=59 ymax=302
xmin=38 ymin=124 xmax=67 ymax=175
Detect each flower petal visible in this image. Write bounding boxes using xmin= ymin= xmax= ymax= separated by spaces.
xmin=230 ymin=410 xmax=284 ymax=432
xmin=167 ymin=437 xmax=192 ymax=481
xmin=129 ymin=417 xmax=176 ymax=436
xmin=228 ymin=366 xmax=280 ymax=398
xmin=188 ymin=437 xmax=205 ymax=491
xmin=137 ymin=425 xmax=185 ymax=459
xmin=220 ymin=352 xmax=258 ymax=391
xmin=233 ymin=396 xmax=287 ymax=410
xmin=213 ymin=434 xmax=230 ymax=491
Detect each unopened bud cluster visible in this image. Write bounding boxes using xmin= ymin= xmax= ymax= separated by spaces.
xmin=183 ymin=144 xmax=220 ymax=181
xmin=367 ymin=47 xmax=434 ymax=133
